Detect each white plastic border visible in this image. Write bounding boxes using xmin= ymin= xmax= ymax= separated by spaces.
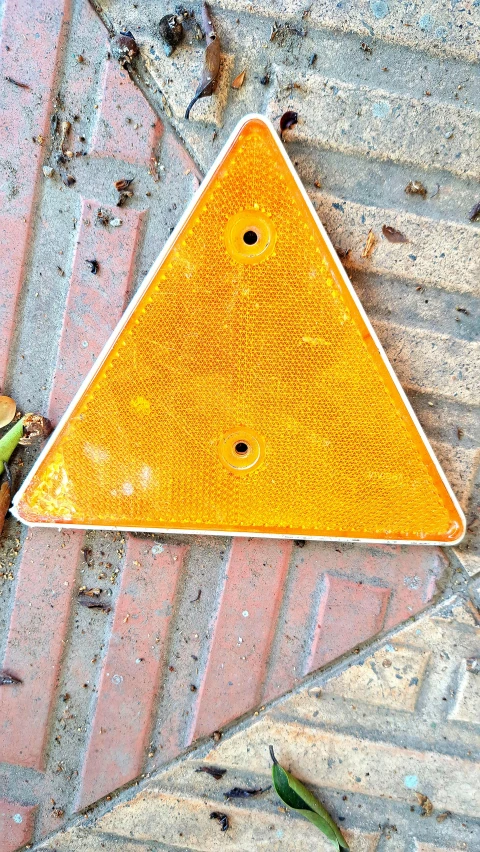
xmin=12 ymin=114 xmax=466 ymax=545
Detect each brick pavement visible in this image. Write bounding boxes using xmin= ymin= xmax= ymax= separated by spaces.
xmin=34 ymin=594 xmax=480 ymax=851
xmin=0 ymin=1 xmax=478 ymax=850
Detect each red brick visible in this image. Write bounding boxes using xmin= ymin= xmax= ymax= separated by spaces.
xmin=77 ymin=537 xmax=186 ymax=809
xmin=0 ymin=530 xmax=83 ymax=770
xmin=0 ymin=0 xmax=70 ymax=385
xmin=191 ymin=539 xmax=292 ymax=740
xmin=261 ymin=543 xmax=443 ymax=702
xmin=48 ymin=198 xmax=146 ymax=424
xmin=90 ymin=60 xmax=162 ymax=165
xmin=0 ymin=801 xmax=36 ymax=852
xmin=307 ymin=575 xmax=391 ymax=671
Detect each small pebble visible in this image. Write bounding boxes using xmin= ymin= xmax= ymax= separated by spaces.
xmin=43 ymin=166 xmax=54 ymax=177
xmin=109 ymin=218 xmax=122 ymax=227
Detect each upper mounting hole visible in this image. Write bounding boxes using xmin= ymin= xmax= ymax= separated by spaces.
xmin=234 ymin=441 xmax=249 ymax=455
xmin=243 ymin=230 xmax=258 ymax=246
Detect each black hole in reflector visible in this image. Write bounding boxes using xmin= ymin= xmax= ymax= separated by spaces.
xmin=243 ymin=230 xmax=258 ymax=245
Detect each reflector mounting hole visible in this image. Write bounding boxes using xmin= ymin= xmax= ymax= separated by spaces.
xmin=218 ymin=427 xmax=265 ymax=475
xmin=243 ymin=230 xmax=258 ymax=245
xmin=234 ymin=441 xmax=249 ymax=455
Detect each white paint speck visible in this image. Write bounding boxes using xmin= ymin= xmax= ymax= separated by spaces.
xmin=81 ymin=340 xmax=88 ymax=348
xmin=242 ymin=610 xmax=249 ymax=617
xmin=152 ymin=544 xmax=164 ymax=555
xmin=112 ymin=674 xmax=123 ymax=685
xmin=13 ymin=814 xmax=23 ymax=824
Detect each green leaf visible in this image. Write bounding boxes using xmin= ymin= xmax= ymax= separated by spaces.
xmin=0 ymin=418 xmax=24 ymax=471
xmin=270 ymin=746 xmax=349 ymax=851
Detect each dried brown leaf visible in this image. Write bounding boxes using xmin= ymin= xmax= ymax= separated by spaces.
xmin=416 ymin=792 xmax=433 ymax=816
xmin=361 ymin=229 xmax=377 ymax=258
xmin=382 ymin=225 xmax=408 ymax=243
xmin=0 ymin=481 xmax=10 ymax=535
xmin=185 ymin=4 xmax=220 ymax=120
xmin=19 ymin=414 xmax=52 ymax=446
xmin=231 ymin=69 xmax=246 ymax=89
xmin=114 ymin=178 xmax=134 ymax=191
xmin=0 ymin=396 xmax=16 ymax=429
xmin=405 ymin=180 xmax=427 ymax=198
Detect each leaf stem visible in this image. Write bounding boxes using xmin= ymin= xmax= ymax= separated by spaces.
xmin=269 ymin=745 xmax=278 ymax=765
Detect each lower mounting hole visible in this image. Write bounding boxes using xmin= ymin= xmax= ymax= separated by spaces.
xmin=243 ymin=230 xmax=258 ymax=246
xmin=234 ymin=441 xmax=249 ymax=455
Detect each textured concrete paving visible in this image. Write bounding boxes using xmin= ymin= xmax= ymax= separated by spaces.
xmin=0 ymin=0 xmax=479 ymax=850
xmin=34 ymin=592 xmax=480 ymax=851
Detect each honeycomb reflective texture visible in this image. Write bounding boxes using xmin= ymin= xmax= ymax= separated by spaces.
xmin=17 ymin=118 xmax=464 ymax=542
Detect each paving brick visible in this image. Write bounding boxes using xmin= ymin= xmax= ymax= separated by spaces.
xmin=449 ymin=665 xmax=480 ymax=726
xmin=93 ymin=789 xmax=380 ymax=851
xmin=208 ymin=720 xmax=480 ymax=817
xmin=90 ymin=60 xmax=162 ymax=165
xmin=48 ymin=198 xmax=146 ymax=424
xmin=0 ymin=0 xmax=70 ymax=386
xmin=0 ymin=801 xmax=36 ymax=852
xmin=39 ymin=599 xmax=480 ymax=852
xmin=322 ymin=644 xmax=431 ymax=712
xmin=191 ymin=538 xmax=292 ymax=739
xmin=217 ymin=0 xmax=479 ymax=62
xmin=267 ymin=70 xmax=479 ymax=179
xmin=77 ymin=537 xmax=187 ymax=808
xmin=308 ymin=576 xmax=391 ymax=671
xmin=145 ymin=49 xmax=235 ymax=128
xmin=0 ymin=530 xmax=83 ymax=770
xmin=313 ymin=193 xmax=480 ymax=297
xmin=262 ymin=545 xmax=444 ymax=702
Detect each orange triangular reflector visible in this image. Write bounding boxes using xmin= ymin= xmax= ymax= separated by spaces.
xmin=14 ymin=115 xmax=465 ymax=544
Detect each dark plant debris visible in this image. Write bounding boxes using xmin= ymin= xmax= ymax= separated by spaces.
xmin=224 ymin=786 xmax=270 ymax=800
xmin=456 ymin=306 xmax=470 ymax=315
xmin=212 ymin=730 xmax=222 ymax=742
xmin=159 ymin=13 xmax=184 ymax=56
xmin=63 ymin=175 xmax=76 ymax=187
xmin=360 ymin=42 xmax=372 ymax=54
xmin=210 ymin=811 xmax=229 ymax=831
xmin=382 ymin=225 xmax=408 ymax=243
xmin=190 ymin=589 xmax=202 ymax=603
xmin=308 ymin=53 xmax=317 ymax=66
xmin=0 ymin=670 xmax=22 ymax=685
xmin=78 ymin=595 xmax=111 ymax=612
xmin=294 ymin=539 xmax=306 ymax=547
xmin=185 ymin=3 xmax=220 ymax=120
xmin=280 ymin=110 xmax=298 ymax=139
xmin=86 ymin=259 xmax=99 ymax=275
xmin=5 ymin=76 xmax=30 ymax=89
xmin=405 ymin=180 xmax=427 ymax=198
xmin=468 ymin=201 xmax=480 ymax=222
xmin=259 ymin=72 xmax=270 ymax=85
xmin=196 ymin=766 xmax=226 ymax=780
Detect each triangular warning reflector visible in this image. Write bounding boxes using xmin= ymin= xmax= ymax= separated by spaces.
xmin=14 ymin=115 xmax=464 ymax=544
